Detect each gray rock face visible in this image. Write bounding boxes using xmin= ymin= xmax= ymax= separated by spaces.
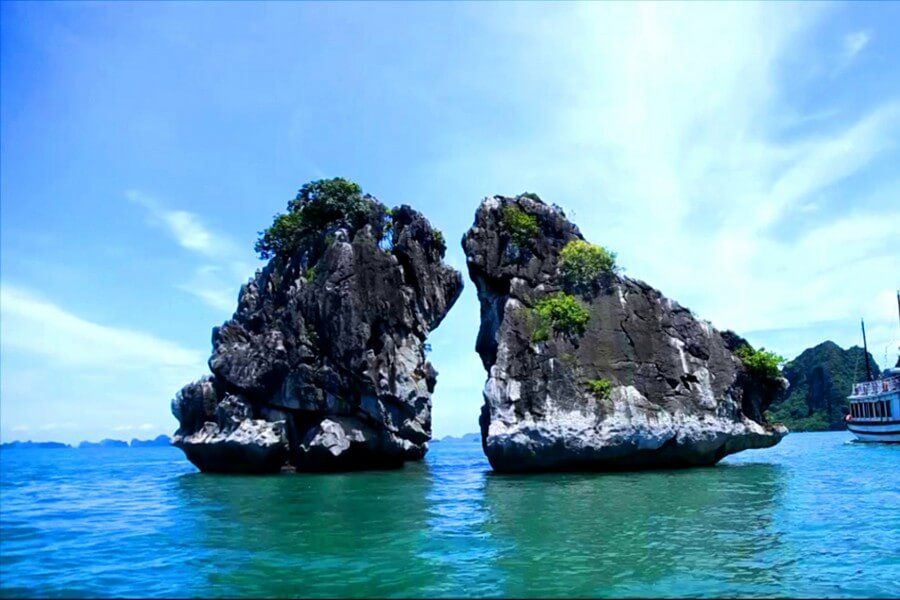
xmin=172 ymin=203 xmax=463 ymax=473
xmin=463 ymin=194 xmax=787 ymax=473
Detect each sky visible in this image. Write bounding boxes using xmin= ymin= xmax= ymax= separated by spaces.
xmin=1 ymin=1 xmax=899 ymax=443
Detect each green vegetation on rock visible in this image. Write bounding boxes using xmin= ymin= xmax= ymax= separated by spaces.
xmin=767 ymin=341 xmax=880 ymax=431
xmin=558 ymin=239 xmax=617 ymax=291
xmin=736 ymin=345 xmax=785 ymax=382
xmin=586 ymin=378 xmax=613 ymax=400
xmin=518 ymin=191 xmax=542 ymax=201
xmin=433 ymin=230 xmax=446 ymax=253
xmin=532 ymin=292 xmax=590 ymax=342
xmin=255 ymin=178 xmax=389 ymax=260
xmin=502 ymin=205 xmax=540 ymax=246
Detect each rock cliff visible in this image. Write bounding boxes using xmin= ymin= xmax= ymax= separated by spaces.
xmin=172 ymin=181 xmax=463 ymax=473
xmin=768 ymin=341 xmax=879 ymax=431
xmin=463 ymin=194 xmax=787 ymax=472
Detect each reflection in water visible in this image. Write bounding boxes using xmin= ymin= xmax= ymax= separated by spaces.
xmin=173 ymin=462 xmax=439 ymax=597
xmin=481 ymin=464 xmax=785 ymax=597
xmin=170 ymin=446 xmax=786 ymax=598
xmin=4 ymin=434 xmax=896 ymax=598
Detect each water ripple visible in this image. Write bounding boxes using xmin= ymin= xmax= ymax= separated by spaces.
xmin=1 ymin=432 xmax=898 ymax=597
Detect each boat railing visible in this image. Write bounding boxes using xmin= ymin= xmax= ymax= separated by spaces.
xmin=852 ymin=376 xmax=900 ymax=397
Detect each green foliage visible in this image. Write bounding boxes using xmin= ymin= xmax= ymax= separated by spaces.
xmin=767 ymin=341 xmax=881 ymax=431
xmin=518 ymin=191 xmax=542 ymax=201
xmin=254 ymin=211 xmax=306 ymax=260
xmin=286 ymin=178 xmax=367 ymax=227
xmin=558 ymin=240 xmax=617 ymax=290
xmin=736 ymin=345 xmax=785 ymax=381
xmin=502 ymin=205 xmax=540 ymax=246
xmin=255 ymin=178 xmax=388 ymax=260
xmin=766 ymin=395 xmax=830 ymax=432
xmin=305 ymin=265 xmax=318 ymax=283
xmin=433 ymin=229 xmax=446 ymax=253
xmin=586 ymin=378 xmax=613 ymax=400
xmin=532 ymin=292 xmax=590 ymax=342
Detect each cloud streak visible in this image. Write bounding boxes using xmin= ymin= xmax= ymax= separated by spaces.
xmin=842 ymin=30 xmax=871 ymax=62
xmin=126 ymin=190 xmax=252 ymax=312
xmin=430 ymin=2 xmax=899 ymax=361
xmin=1 ymin=284 xmax=205 ymax=371
xmin=0 ymin=283 xmax=207 ymax=443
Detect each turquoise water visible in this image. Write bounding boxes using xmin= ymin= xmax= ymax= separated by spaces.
xmin=1 ymin=431 xmax=897 ymax=598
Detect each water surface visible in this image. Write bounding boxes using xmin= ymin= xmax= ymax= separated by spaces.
xmin=1 ymin=432 xmax=897 ymax=597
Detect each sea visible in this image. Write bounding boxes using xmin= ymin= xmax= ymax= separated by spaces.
xmin=0 ymin=431 xmax=897 ymax=598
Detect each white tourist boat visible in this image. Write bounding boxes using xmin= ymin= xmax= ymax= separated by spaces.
xmin=844 ymin=295 xmax=900 ymax=443
xmin=846 ymin=368 xmax=900 ymax=442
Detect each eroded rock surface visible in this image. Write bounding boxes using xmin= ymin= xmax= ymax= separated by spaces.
xmin=172 ymin=198 xmax=463 ymax=473
xmin=463 ymin=194 xmax=787 ymax=472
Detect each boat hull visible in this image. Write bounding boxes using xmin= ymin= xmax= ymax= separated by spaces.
xmin=847 ymin=421 xmax=900 ymax=443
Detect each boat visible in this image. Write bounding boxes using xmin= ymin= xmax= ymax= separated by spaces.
xmin=844 ymin=292 xmax=900 ymax=443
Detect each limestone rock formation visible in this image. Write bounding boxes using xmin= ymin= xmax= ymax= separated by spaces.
xmin=172 ymin=183 xmax=463 ymax=473
xmin=463 ymin=194 xmax=788 ymax=472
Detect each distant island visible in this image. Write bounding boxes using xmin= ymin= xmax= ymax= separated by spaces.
xmin=79 ymin=439 xmax=129 ymax=449
xmin=0 ymin=441 xmax=72 ymax=450
xmin=129 ymin=434 xmax=172 ymax=447
xmin=767 ymin=341 xmax=880 ymax=431
xmin=435 ymin=433 xmax=481 ymax=443
xmin=1 ymin=435 xmax=171 ymax=450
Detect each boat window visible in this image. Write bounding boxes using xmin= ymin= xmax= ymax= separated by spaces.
xmin=877 ymin=402 xmax=884 ymax=418
xmin=887 ymin=402 xmax=893 ymax=418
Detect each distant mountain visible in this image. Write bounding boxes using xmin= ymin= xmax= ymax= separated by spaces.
xmin=130 ymin=434 xmax=171 ymax=447
xmin=0 ymin=440 xmax=72 ymax=450
xmin=767 ymin=341 xmax=880 ymax=431
xmin=439 ymin=433 xmax=480 ymax=443
xmin=78 ymin=439 xmax=129 ymax=449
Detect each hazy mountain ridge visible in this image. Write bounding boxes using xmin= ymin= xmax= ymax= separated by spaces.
xmin=0 ymin=435 xmax=172 ymax=449
xmin=768 ymin=341 xmax=880 ymax=431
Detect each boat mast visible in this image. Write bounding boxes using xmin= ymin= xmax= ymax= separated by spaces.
xmin=861 ymin=318 xmax=873 ymax=381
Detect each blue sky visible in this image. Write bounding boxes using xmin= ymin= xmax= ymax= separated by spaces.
xmin=2 ymin=1 xmax=898 ymax=443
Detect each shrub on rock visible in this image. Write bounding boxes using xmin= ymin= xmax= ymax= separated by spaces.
xmin=586 ymin=378 xmax=613 ymax=400
xmin=502 ymin=205 xmax=539 ymax=246
xmin=255 ymin=178 xmax=390 ymax=260
xmin=532 ymin=292 xmax=590 ymax=342
xmin=736 ymin=345 xmax=785 ymax=382
xmin=558 ymin=240 xmax=617 ymax=291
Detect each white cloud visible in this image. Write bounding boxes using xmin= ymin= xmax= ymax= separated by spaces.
xmin=429 ymin=2 xmax=899 ymax=365
xmin=176 ymin=265 xmax=240 ymax=312
xmin=126 ymin=190 xmax=253 ymax=312
xmin=126 ymin=190 xmax=230 ymax=258
xmin=0 ymin=284 xmax=205 ymax=372
xmin=38 ymin=422 xmax=79 ymax=431
xmin=842 ymin=30 xmax=871 ymax=62
xmin=0 ymin=284 xmax=207 ymax=443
